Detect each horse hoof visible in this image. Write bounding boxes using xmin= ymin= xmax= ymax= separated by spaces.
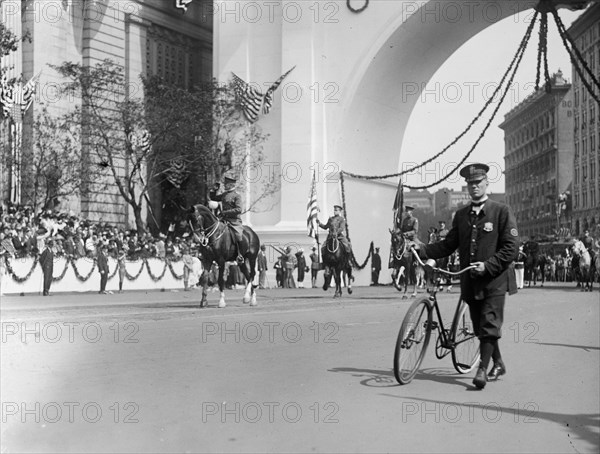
xmin=218 ymin=302 xmax=226 ymax=308
xmin=402 ymin=295 xmax=408 ymax=299
xmin=347 ymin=288 xmax=353 ymax=294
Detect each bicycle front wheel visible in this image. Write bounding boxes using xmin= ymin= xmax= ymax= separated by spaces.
xmin=450 ymin=299 xmax=480 ymax=374
xmin=394 ymin=297 xmax=432 ymax=384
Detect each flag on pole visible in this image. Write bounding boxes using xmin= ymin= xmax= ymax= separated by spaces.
xmin=307 ymin=169 xmax=319 ymax=239
xmin=392 ymin=178 xmax=403 ymax=228
xmin=263 ymin=65 xmax=296 ymax=115
xmin=166 ymin=159 xmax=188 ymax=188
xmin=231 ymin=67 xmax=296 ymax=123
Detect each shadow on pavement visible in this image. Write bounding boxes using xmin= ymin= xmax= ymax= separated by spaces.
xmin=379 ymin=395 xmax=600 ymax=452
xmin=536 ymin=342 xmax=600 ymax=351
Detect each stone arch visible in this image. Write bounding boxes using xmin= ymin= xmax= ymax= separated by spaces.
xmin=333 ymin=0 xmax=580 ymax=175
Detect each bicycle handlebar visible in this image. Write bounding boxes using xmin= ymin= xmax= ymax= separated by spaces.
xmin=410 ymin=247 xmax=477 ymax=276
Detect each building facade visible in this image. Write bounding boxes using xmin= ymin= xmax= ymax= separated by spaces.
xmin=500 ymin=71 xmax=574 ymax=240
xmin=568 ymin=4 xmax=600 ymax=236
xmin=1 ymin=0 xmax=212 ymax=225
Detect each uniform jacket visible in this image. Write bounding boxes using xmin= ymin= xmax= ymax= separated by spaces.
xmin=401 ymin=216 xmax=419 ymax=240
xmin=210 ymin=189 xmax=242 ymax=226
xmin=372 ymin=252 xmax=382 ymax=270
xmin=422 ymin=199 xmax=519 ymax=301
xmin=318 ymin=215 xmax=347 ymax=237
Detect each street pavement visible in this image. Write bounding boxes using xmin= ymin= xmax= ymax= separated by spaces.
xmin=1 ymin=283 xmax=599 ymax=453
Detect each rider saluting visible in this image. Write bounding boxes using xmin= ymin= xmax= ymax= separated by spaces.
xmin=209 ymin=170 xmax=246 ymax=262
xmin=317 ymin=205 xmax=354 ymax=272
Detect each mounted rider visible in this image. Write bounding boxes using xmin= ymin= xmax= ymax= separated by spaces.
xmin=208 ymin=170 xmax=246 ymax=262
xmin=317 ymin=205 xmax=354 ymax=271
xmin=390 ymin=205 xmax=421 ymax=266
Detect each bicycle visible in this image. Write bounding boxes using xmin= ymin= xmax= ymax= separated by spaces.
xmin=393 ymin=248 xmax=480 ymax=385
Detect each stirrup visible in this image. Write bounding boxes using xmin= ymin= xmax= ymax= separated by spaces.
xmin=236 ymin=254 xmax=244 ymax=263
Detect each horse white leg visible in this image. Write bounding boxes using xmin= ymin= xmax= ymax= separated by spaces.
xmin=218 ymin=291 xmax=226 ymax=308
xmin=250 ymin=292 xmax=257 ymax=306
xmin=243 ymin=282 xmax=252 ymax=304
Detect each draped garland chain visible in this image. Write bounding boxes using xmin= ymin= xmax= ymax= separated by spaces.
xmin=2 ymin=256 xmax=185 ymax=283
xmin=340 ymin=172 xmax=375 ymax=269
xmin=535 ymin=3 xmax=551 ymax=93
xmin=145 ymin=260 xmax=168 ymax=282
xmin=346 ymin=0 xmax=368 ymax=14
xmin=549 ymin=4 xmax=600 ymax=104
xmin=340 ymin=7 xmax=540 ymax=190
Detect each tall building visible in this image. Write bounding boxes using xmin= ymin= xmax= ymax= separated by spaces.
xmin=499 ymin=71 xmax=574 ymax=240
xmin=568 ymin=4 xmax=600 ymax=236
xmin=1 ymin=0 xmax=212 ymax=225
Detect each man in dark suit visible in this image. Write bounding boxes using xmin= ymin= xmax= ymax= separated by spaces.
xmin=414 ymin=163 xmax=519 ymax=389
xmin=97 ymin=244 xmax=110 ymax=294
xmin=39 ymin=239 xmax=55 ymax=296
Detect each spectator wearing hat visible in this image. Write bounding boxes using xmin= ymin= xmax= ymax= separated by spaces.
xmin=295 ymin=248 xmax=307 ymax=288
xmin=274 ymin=254 xmax=284 ymax=288
xmin=209 ymin=170 xmax=246 ymax=263
xmin=414 ymin=163 xmax=519 ymax=389
xmin=155 ymin=233 xmax=166 ymax=259
xmin=257 ymin=244 xmax=268 ymax=289
xmin=97 ymin=244 xmax=110 ymax=294
xmin=39 ymin=239 xmax=55 ymax=296
xmin=310 ymin=246 xmax=321 ymax=288
xmin=371 ymin=246 xmax=382 ymax=286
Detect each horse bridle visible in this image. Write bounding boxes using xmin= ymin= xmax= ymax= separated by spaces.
xmin=190 ymin=215 xmax=225 ymax=247
xmin=393 ymin=234 xmax=408 ymax=260
xmin=326 ymin=236 xmax=340 ymax=253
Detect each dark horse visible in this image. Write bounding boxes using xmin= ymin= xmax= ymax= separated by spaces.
xmin=389 ymin=230 xmax=418 ymax=299
xmin=523 ymin=240 xmax=543 ymax=287
xmin=190 ymin=204 xmax=261 ymax=308
xmin=321 ymin=234 xmax=353 ymax=297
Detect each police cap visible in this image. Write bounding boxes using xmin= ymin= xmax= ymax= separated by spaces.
xmin=460 ymin=163 xmax=489 ymax=182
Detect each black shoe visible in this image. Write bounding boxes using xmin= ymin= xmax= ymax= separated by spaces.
xmin=473 ymin=366 xmax=487 ymax=389
xmin=487 ymin=361 xmax=506 ymax=381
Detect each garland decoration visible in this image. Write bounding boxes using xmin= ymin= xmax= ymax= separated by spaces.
xmin=145 ymin=259 xmax=168 ymax=282
xmin=71 ymin=258 xmax=97 ymax=282
xmin=52 ymin=258 xmax=70 ymax=282
xmin=167 ymin=259 xmax=184 ymax=280
xmin=108 ymin=260 xmax=119 ymax=280
xmin=3 ymin=255 xmax=186 ymax=285
xmin=347 ymin=0 xmax=368 ymax=14
xmin=5 ymin=256 xmax=38 ymax=283
xmin=125 ymin=260 xmax=145 ymax=281
xmin=340 ymin=7 xmax=539 ymax=190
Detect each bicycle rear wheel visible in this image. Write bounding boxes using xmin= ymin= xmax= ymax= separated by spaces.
xmin=450 ymin=299 xmax=480 ymax=374
xmin=393 ymin=297 xmax=432 ymax=384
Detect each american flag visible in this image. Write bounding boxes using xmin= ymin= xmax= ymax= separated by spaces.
xmin=392 ymin=178 xmax=404 ymax=228
xmin=0 ymin=73 xmax=39 ymax=122
xmin=231 ymin=67 xmax=296 ymax=123
xmin=175 ymin=0 xmax=193 ymax=13
xmin=231 ymin=73 xmax=263 ymax=123
xmin=263 ymin=66 xmax=296 ymax=115
xmin=307 ymin=169 xmax=319 ymax=239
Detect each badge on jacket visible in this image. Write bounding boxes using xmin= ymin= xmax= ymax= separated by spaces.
xmin=483 ymin=222 xmax=494 ymax=232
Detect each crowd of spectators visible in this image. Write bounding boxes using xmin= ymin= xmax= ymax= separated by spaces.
xmin=0 ymin=201 xmax=199 ymax=262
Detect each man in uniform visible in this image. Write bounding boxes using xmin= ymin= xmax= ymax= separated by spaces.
xmin=257 ymin=244 xmax=268 ymax=289
xmin=317 ymin=205 xmax=354 ymax=273
xmin=398 ymin=205 xmax=419 ymax=242
xmin=371 ymin=247 xmax=381 ymax=285
xmin=209 ymin=170 xmax=246 ymax=262
xmin=414 ymin=163 xmax=519 ymax=389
